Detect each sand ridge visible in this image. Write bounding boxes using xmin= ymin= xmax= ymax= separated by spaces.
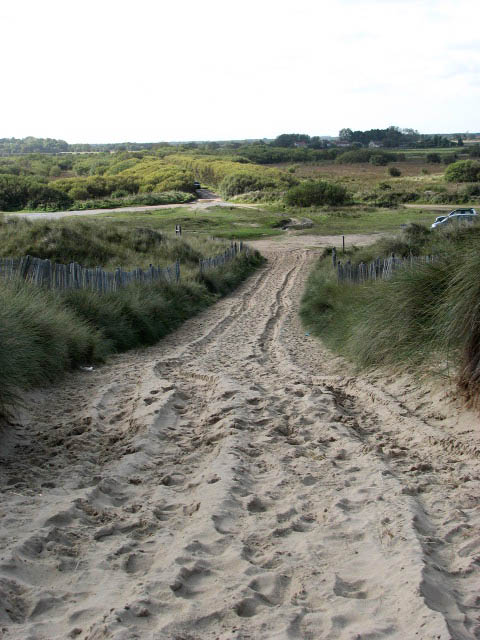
xmin=0 ymin=235 xmax=479 ymax=639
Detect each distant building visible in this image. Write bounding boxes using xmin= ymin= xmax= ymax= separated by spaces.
xmin=294 ymin=141 xmax=308 ymax=148
xmin=368 ymin=141 xmax=383 ymax=148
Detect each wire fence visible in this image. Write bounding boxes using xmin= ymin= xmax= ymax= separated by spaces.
xmin=0 ymin=242 xmax=247 ymax=294
xmin=332 ymin=248 xmax=435 ymax=284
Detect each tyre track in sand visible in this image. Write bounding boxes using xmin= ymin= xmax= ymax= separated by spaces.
xmin=0 ymin=238 xmax=479 ymax=639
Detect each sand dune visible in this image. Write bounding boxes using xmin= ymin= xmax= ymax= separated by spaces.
xmin=0 ymin=234 xmax=479 ymax=639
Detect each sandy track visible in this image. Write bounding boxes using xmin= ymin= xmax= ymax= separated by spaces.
xmin=5 ymin=190 xmax=255 ymax=221
xmin=0 ymin=236 xmax=479 ymax=639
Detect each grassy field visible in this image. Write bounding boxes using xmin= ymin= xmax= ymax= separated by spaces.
xmin=288 ymin=160 xmax=444 ymax=184
xmin=89 ymin=203 xmax=445 ymax=239
xmin=276 ymin=206 xmax=439 ymax=234
xmin=95 ymin=205 xmax=286 ymax=240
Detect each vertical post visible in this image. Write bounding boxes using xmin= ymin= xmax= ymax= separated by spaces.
xmin=175 ymin=260 xmax=180 ymax=282
xmin=342 ymin=236 xmax=345 ymax=254
xmin=332 ymin=247 xmax=337 ymax=267
xmin=175 ymin=224 xmax=182 ymax=236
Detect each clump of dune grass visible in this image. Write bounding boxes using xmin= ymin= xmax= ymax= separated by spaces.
xmin=0 ymin=216 xmax=265 ymax=420
xmin=301 ymin=221 xmax=480 ymax=406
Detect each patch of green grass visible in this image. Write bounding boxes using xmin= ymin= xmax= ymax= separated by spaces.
xmin=96 ymin=205 xmax=286 ymax=240
xmin=103 ymin=202 xmax=443 ymax=237
xmin=267 ymin=206 xmax=437 ymax=235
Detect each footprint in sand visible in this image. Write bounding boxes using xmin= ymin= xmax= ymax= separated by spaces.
xmin=248 ymin=573 xmax=291 ymax=605
xmin=247 ymin=496 xmax=268 ymax=513
xmin=122 ymin=552 xmax=152 ymax=575
xmin=333 ymin=575 xmax=368 ymax=599
xmin=169 ymin=563 xmax=211 ymax=598
xmin=234 ymin=597 xmax=260 ymax=618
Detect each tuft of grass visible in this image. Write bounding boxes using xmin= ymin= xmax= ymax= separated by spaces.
xmin=0 ymin=280 xmax=106 ymax=417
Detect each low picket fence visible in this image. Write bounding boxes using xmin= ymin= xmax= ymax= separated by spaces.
xmin=199 ymin=241 xmax=247 ymax=272
xmin=332 ymin=248 xmax=435 ymax=284
xmin=0 ymin=242 xmax=247 ymax=293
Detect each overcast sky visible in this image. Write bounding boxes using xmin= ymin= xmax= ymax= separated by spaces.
xmin=1 ymin=0 xmax=479 ymax=143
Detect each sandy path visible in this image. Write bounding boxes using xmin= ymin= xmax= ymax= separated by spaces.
xmin=5 ymin=190 xmax=256 ymax=221
xmin=1 ymin=235 xmax=479 ymax=639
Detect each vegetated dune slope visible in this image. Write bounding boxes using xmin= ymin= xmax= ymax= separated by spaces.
xmin=0 ymin=234 xmax=479 ymax=640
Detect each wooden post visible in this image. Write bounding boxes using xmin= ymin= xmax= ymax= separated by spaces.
xmin=332 ymin=247 xmax=337 ymax=267
xmin=342 ymin=236 xmax=345 ymax=253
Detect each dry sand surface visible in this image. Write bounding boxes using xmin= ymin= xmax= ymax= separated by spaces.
xmin=1 ymin=234 xmax=480 ymax=639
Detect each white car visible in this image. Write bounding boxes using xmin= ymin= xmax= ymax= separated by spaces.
xmin=431 ymin=208 xmax=477 ymax=229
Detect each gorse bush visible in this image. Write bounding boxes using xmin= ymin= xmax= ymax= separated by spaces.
xmin=388 ymin=167 xmax=401 ymax=177
xmin=219 ymin=172 xmax=283 ymax=197
xmin=0 ymin=175 xmax=73 ymax=211
xmin=70 ymin=191 xmax=194 ymax=211
xmin=445 ymin=160 xmax=480 ymax=182
xmin=284 ymin=180 xmax=350 ymax=207
xmin=167 ymin=154 xmax=296 ymax=196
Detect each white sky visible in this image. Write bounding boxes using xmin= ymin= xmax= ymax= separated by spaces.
xmin=1 ymin=0 xmax=479 ymax=143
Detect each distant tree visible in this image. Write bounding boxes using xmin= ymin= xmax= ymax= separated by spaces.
xmin=339 ymin=128 xmax=353 ymax=142
xmin=272 ymin=133 xmax=310 ymax=148
xmin=309 ymin=136 xmax=326 ymax=149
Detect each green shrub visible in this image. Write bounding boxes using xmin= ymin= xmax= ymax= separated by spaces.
xmin=0 ymin=175 xmax=73 ymax=211
xmin=426 ymin=153 xmax=441 ymax=163
xmin=445 ymin=160 xmax=480 ymax=182
xmin=285 ymin=180 xmax=350 ymax=207
xmin=388 ymin=167 xmax=401 ymax=177
xmin=335 ymin=149 xmax=372 ymax=164
xmin=219 ymin=172 xmax=279 ymax=197
xmin=369 ymin=154 xmax=389 ymax=166
xmin=460 ymin=183 xmax=480 ymax=198
xmin=442 ymin=153 xmax=458 ymax=166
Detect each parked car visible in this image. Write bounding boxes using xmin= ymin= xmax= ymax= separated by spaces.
xmin=431 ymin=208 xmax=477 ymax=229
